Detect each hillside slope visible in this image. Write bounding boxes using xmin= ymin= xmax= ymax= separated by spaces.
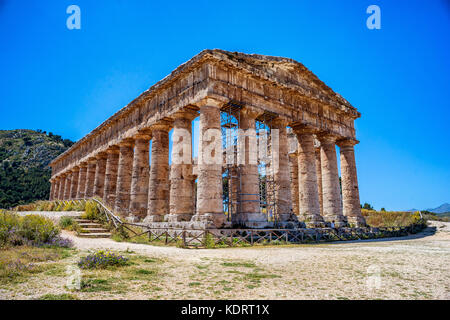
xmin=0 ymin=129 xmax=74 ymax=208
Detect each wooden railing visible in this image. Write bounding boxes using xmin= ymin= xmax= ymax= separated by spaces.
xmin=46 ymin=199 xmax=428 ymax=248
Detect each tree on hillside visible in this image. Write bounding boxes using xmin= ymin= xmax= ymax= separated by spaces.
xmin=361 ymin=203 xmax=374 ymax=210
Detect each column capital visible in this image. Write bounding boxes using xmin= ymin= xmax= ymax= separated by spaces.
xmin=270 ymin=117 xmax=289 ymax=128
xmin=337 ymin=138 xmax=359 ymax=148
xmin=79 ymin=162 xmax=88 ymax=168
xmin=196 ymin=97 xmax=222 ymax=108
xmin=316 ymin=132 xmax=339 ymax=143
xmin=118 ymin=138 xmax=134 ymax=148
xmin=291 ymin=124 xmax=319 ymax=135
xmin=95 ymin=152 xmax=107 ymax=160
xmin=133 ymin=128 xmax=152 ymax=141
xmin=172 ymin=109 xmax=199 ymax=121
xmin=87 ymin=157 xmax=97 ymax=164
xmin=72 ymin=166 xmax=80 ymax=172
xmin=150 ymin=119 xmax=172 ymax=132
xmin=106 ymin=145 xmax=120 ymax=154
xmin=239 ymin=106 xmax=264 ymax=120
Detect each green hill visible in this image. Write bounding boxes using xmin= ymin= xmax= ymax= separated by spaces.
xmin=0 ymin=129 xmax=75 ymax=209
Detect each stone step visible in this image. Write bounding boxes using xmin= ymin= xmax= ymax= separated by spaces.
xmin=77 ymin=232 xmax=111 ymax=238
xmin=79 ymin=228 xmax=110 ymax=233
xmin=78 ymin=223 xmax=104 ymax=228
xmin=74 ymin=219 xmax=94 ymax=223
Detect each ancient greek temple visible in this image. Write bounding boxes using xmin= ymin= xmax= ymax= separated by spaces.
xmin=49 ymin=49 xmax=366 ymax=229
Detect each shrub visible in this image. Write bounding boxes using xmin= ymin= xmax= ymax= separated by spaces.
xmin=361 ymin=209 xmax=421 ymax=227
xmin=59 ymin=217 xmax=74 ymax=230
xmin=82 ymin=201 xmax=100 ymax=220
xmin=77 ymin=250 xmax=129 ymax=269
xmin=72 ymin=201 xmax=86 ymax=211
xmin=63 ymin=201 xmax=74 ymax=211
xmin=0 ymin=211 xmax=63 ymax=247
xmin=40 ymin=236 xmax=74 ymax=248
xmin=55 ymin=202 xmax=64 ymax=211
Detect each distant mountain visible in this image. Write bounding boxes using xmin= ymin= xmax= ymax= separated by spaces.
xmin=426 ymin=203 xmax=450 ymax=214
xmin=0 ymin=129 xmax=75 ymax=208
xmin=406 ymin=203 xmax=450 ymax=215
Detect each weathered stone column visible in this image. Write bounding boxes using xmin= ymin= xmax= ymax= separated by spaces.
xmin=70 ymin=167 xmax=79 ymax=199
xmin=76 ymin=164 xmax=87 ymax=199
xmin=271 ymin=119 xmax=295 ymax=222
xmin=288 ymin=153 xmax=299 ymax=216
xmin=56 ymin=177 xmax=63 ymax=200
xmin=318 ymin=134 xmax=346 ymax=227
xmin=129 ymin=131 xmax=151 ymax=222
xmin=64 ymin=172 xmax=72 ymax=200
xmin=314 ymin=140 xmax=324 ymax=216
xmin=167 ymin=110 xmax=198 ymax=222
xmin=103 ymin=146 xmax=120 ymax=207
xmin=114 ymin=139 xmax=134 ymax=215
xmin=293 ymin=126 xmax=324 ymax=227
xmin=84 ymin=159 xmax=96 ymax=198
xmin=337 ymin=139 xmax=366 ymax=227
xmin=191 ymin=100 xmax=226 ymax=228
xmin=236 ymin=107 xmax=268 ymax=227
xmin=93 ymin=153 xmax=107 ymax=199
xmin=52 ymin=178 xmax=59 ymax=200
xmin=58 ymin=173 xmax=66 ymax=200
xmin=145 ymin=121 xmax=171 ymax=223
xmin=49 ymin=180 xmax=55 ymax=201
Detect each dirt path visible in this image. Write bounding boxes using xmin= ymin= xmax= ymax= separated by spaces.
xmin=2 ymin=222 xmax=449 ymax=300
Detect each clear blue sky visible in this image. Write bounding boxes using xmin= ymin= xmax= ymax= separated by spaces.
xmin=1 ymin=0 xmax=449 ymax=211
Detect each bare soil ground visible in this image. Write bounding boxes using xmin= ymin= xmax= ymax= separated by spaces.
xmin=1 ymin=221 xmax=449 ymax=300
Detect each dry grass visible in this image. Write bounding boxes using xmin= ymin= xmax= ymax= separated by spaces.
xmin=1 ymin=223 xmax=449 ymax=300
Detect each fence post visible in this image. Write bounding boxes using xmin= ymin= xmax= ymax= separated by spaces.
xmin=182 ymin=229 xmax=186 ymax=247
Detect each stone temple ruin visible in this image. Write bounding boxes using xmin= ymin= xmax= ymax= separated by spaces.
xmin=49 ymin=49 xmax=366 ymax=231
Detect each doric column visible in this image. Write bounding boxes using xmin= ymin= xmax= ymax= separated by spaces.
xmin=84 ymin=159 xmax=96 ymax=198
xmin=129 ymin=131 xmax=151 ymax=221
xmin=288 ymin=153 xmax=299 ymax=216
xmin=70 ymin=167 xmax=79 ymax=199
xmin=114 ymin=139 xmax=134 ymax=215
xmin=293 ymin=125 xmax=324 ymax=227
xmin=145 ymin=121 xmax=171 ymax=223
xmin=271 ymin=118 xmax=295 ymax=222
xmin=191 ymin=100 xmax=226 ymax=228
xmin=64 ymin=172 xmax=72 ymax=200
xmin=236 ymin=107 xmax=267 ymax=227
xmin=55 ymin=177 xmax=63 ymax=200
xmin=76 ymin=163 xmax=87 ymax=199
xmin=56 ymin=174 xmax=66 ymax=200
xmin=337 ymin=139 xmax=366 ymax=227
xmin=93 ymin=153 xmax=107 ymax=199
xmin=103 ymin=146 xmax=120 ymax=207
xmin=314 ymin=140 xmax=324 ymax=216
xmin=59 ymin=174 xmax=66 ymax=200
xmin=168 ymin=110 xmax=198 ymax=222
xmin=318 ymin=133 xmax=346 ymax=227
xmin=49 ymin=179 xmax=55 ymax=201
xmin=52 ymin=178 xmax=59 ymax=200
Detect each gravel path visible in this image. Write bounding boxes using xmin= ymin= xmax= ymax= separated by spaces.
xmin=62 ymin=221 xmax=450 ymax=265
